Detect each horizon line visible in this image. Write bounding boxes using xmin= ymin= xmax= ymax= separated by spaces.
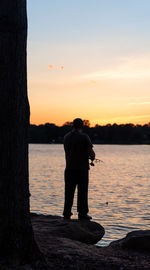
xmin=30 ymin=121 xmax=150 ymax=127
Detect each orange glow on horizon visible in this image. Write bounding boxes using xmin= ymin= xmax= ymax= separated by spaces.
xmin=28 ymin=54 xmax=150 ymax=128
xmin=30 ymin=113 xmax=150 ymax=127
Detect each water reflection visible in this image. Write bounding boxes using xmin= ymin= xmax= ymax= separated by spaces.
xmin=29 ymin=144 xmax=150 ymax=246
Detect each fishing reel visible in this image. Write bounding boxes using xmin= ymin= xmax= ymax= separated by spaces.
xmin=90 ymin=158 xmax=103 ymax=166
xmin=90 ymin=161 xmax=95 ymax=166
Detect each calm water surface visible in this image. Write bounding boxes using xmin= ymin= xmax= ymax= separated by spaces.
xmin=29 ymin=144 xmax=150 ymax=246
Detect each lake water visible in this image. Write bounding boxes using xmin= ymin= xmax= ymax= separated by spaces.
xmin=29 ymin=144 xmax=150 ymax=246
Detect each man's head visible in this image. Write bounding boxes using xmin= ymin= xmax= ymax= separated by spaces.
xmin=72 ymin=118 xmax=83 ymax=130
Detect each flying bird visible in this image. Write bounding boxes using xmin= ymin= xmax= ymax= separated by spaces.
xmin=48 ymin=64 xmax=64 ymax=71
xmin=48 ymin=65 xmax=55 ymax=69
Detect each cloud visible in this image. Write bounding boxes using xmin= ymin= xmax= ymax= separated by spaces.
xmin=89 ymin=80 xmax=96 ymax=84
xmin=83 ymin=68 xmax=150 ymax=80
xmin=81 ymin=55 xmax=150 ymax=80
xmin=128 ymin=102 xmax=150 ymax=105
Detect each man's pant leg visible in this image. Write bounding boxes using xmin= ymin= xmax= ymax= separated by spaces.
xmin=77 ymin=170 xmax=89 ymax=215
xmin=63 ymin=169 xmax=76 ymax=217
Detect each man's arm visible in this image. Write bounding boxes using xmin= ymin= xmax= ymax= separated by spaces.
xmin=88 ymin=146 xmax=95 ymax=161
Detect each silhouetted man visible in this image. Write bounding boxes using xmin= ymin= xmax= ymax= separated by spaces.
xmin=63 ymin=118 xmax=95 ymax=220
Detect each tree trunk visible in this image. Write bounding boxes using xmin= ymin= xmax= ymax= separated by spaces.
xmin=0 ymin=0 xmax=43 ymax=264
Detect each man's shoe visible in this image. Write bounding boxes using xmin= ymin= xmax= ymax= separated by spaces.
xmin=78 ymin=214 xmax=92 ymax=220
xmin=64 ymin=215 xmax=71 ymax=220
xmin=63 ymin=212 xmax=73 ymax=220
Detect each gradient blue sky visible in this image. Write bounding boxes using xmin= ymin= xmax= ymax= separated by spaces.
xmin=27 ymin=0 xmax=150 ymax=126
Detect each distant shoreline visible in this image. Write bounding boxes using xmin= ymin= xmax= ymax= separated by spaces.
xmin=29 ymin=142 xmax=150 ymax=145
xmin=28 ymin=123 xmax=150 ymax=145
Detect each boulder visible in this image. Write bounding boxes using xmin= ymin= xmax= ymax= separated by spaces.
xmin=110 ymin=230 xmax=150 ymax=251
xmin=29 ymin=214 xmax=150 ymax=270
xmin=31 ymin=213 xmax=105 ymax=245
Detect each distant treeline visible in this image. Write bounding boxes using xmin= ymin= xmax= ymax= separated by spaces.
xmin=29 ymin=121 xmax=150 ymax=144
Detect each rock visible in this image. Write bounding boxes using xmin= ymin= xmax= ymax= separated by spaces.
xmin=110 ymin=230 xmax=150 ymax=251
xmin=31 ymin=213 xmax=105 ymax=245
xmin=29 ymin=214 xmax=150 ymax=269
xmin=1 ymin=214 xmax=150 ymax=269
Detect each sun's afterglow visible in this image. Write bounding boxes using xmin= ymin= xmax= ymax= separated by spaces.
xmin=27 ymin=1 xmax=150 ymax=126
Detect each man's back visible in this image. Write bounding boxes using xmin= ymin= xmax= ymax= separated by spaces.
xmin=64 ymin=130 xmax=93 ymax=170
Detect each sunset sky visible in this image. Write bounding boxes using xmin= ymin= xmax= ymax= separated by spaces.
xmin=27 ymin=0 xmax=150 ymax=126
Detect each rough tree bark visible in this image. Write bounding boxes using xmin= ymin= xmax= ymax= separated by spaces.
xmin=0 ymin=0 xmax=43 ymax=265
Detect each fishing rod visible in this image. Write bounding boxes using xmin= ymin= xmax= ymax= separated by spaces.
xmin=90 ymin=158 xmax=104 ymax=166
